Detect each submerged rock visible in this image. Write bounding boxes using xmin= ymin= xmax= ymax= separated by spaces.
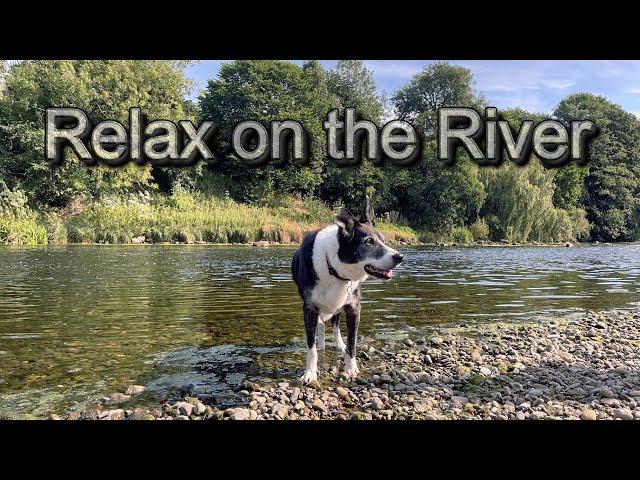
xmin=125 ymin=385 xmax=145 ymax=396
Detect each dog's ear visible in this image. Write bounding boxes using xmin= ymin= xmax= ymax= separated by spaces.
xmin=335 ymin=208 xmax=356 ymax=241
xmin=360 ymin=195 xmax=376 ymax=226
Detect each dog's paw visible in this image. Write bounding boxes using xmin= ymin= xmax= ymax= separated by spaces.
xmin=335 ymin=339 xmax=346 ymax=354
xmin=300 ymin=369 xmax=318 ymax=385
xmin=344 ymin=355 xmax=360 ymax=378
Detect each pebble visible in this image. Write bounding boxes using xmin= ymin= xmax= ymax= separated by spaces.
xmin=102 ymin=393 xmax=130 ymax=405
xmin=580 ymin=409 xmax=597 ymax=421
xmin=335 ymin=386 xmax=349 ymax=399
xmin=312 ymin=399 xmax=327 ymax=413
xmin=69 ymin=309 xmax=640 ymax=422
xmin=125 ymin=385 xmax=145 ymax=395
xmin=370 ymin=397 xmax=384 ymax=410
xmin=614 ymin=408 xmax=634 ymax=420
xmin=601 ymin=388 xmax=615 ymax=399
xmin=290 ymin=387 xmax=301 ymax=403
xmin=192 ymin=400 xmax=206 ymax=416
xmin=231 ymin=409 xmax=252 ymax=421
xmin=176 ymin=401 xmax=194 ymax=417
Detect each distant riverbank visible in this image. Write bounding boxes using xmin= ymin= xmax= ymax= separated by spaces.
xmin=1 ymin=190 xmax=604 ymax=247
xmin=55 ymin=308 xmax=640 ymax=420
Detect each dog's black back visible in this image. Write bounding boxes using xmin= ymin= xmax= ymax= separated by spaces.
xmin=291 ymin=230 xmax=318 ymax=299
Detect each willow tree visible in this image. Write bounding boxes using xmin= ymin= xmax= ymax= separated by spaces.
xmin=479 ymin=108 xmax=590 ymax=243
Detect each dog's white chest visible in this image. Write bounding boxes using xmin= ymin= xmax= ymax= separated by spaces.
xmin=311 ymin=279 xmax=357 ymax=316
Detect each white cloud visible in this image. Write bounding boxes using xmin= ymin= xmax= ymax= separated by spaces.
xmin=363 ymin=61 xmax=424 ymax=78
xmin=546 ymin=81 xmax=575 ymax=89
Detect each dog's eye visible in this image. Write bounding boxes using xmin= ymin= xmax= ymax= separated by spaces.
xmin=365 ymin=237 xmax=374 ymax=246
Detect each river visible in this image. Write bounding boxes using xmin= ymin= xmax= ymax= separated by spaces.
xmin=0 ymin=244 xmax=638 ymax=418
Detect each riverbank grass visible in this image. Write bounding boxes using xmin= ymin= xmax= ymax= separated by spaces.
xmin=0 ymin=191 xmax=419 ymax=246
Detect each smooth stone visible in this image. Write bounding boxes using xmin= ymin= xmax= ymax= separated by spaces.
xmin=276 ymin=406 xmax=290 ymax=419
xmin=125 ymin=385 xmax=145 ymax=395
xmin=527 ymin=388 xmax=543 ymax=398
xmin=192 ymin=400 xmax=207 ymax=416
xmin=290 ymin=387 xmax=301 ymax=403
xmin=176 ymin=402 xmax=194 ymax=417
xmin=580 ymin=409 xmax=597 ymax=421
xmin=104 ymin=409 xmax=125 ymax=420
xmin=335 ymin=386 xmax=349 ymax=399
xmin=614 ymin=408 xmax=634 ymax=420
xmin=600 ymin=388 xmax=615 ymax=399
xmin=230 ymin=409 xmax=252 ymax=420
xmin=312 ymin=399 xmax=327 ymax=413
xmin=102 ymin=393 xmax=131 ymax=405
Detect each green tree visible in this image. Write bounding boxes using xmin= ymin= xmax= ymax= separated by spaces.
xmin=321 ymin=60 xmax=388 ymax=211
xmin=391 ymin=62 xmax=486 ymax=232
xmin=555 ymin=93 xmax=640 ymax=241
xmin=0 ymin=60 xmax=192 ymax=207
xmin=198 ymin=60 xmax=332 ymax=203
xmin=393 ymin=62 xmax=484 ymax=138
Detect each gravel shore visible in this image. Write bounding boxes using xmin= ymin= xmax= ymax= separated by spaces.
xmin=63 ymin=308 xmax=640 ymax=420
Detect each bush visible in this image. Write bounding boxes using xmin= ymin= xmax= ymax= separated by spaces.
xmin=0 ymin=215 xmax=47 ymax=245
xmin=469 ymin=219 xmax=489 ymax=241
xmin=451 ymin=227 xmax=473 ymax=244
xmin=377 ymin=221 xmax=418 ymax=244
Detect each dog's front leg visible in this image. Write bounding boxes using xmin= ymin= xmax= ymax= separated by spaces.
xmin=301 ymin=303 xmax=320 ymax=384
xmin=316 ymin=318 xmax=325 ymax=351
xmin=343 ymin=302 xmax=361 ymax=379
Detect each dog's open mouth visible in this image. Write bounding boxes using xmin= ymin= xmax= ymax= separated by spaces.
xmin=364 ymin=264 xmax=393 ymax=279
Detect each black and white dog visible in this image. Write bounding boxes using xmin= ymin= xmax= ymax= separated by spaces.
xmin=291 ymin=196 xmax=404 ymax=384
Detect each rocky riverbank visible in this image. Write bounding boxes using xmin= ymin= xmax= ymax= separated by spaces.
xmin=62 ymin=308 xmax=640 ymax=420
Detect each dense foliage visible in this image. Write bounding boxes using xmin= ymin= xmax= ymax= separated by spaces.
xmin=1 ymin=60 xmax=638 ymax=244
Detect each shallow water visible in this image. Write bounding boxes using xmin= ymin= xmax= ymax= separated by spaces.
xmin=0 ymin=244 xmax=639 ymax=417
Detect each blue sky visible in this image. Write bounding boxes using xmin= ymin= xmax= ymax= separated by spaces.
xmin=185 ymin=60 xmax=640 ymax=116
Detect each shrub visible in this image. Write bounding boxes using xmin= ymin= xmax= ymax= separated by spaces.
xmin=451 ymin=227 xmax=473 ymax=244
xmin=469 ymin=219 xmax=489 ymax=241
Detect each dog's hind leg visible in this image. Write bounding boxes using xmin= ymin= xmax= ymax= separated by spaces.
xmin=301 ymin=303 xmax=319 ymax=385
xmin=331 ymin=313 xmax=346 ymax=354
xmin=316 ymin=318 xmax=326 ymax=351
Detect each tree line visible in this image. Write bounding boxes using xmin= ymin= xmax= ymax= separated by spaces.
xmin=1 ymin=60 xmax=639 ymax=243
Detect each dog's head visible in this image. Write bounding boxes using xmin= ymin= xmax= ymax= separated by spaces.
xmin=334 ymin=195 xmax=404 ymax=280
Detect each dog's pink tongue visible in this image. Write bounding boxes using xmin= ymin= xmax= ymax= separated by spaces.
xmin=385 ymin=270 xmax=393 ymax=279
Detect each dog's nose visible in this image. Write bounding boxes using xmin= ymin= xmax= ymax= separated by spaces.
xmin=392 ymin=253 xmax=404 ymax=265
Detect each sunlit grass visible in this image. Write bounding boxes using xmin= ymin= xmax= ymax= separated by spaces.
xmin=0 ymin=191 xmax=421 ymax=246
xmin=0 ymin=215 xmax=48 ymax=245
